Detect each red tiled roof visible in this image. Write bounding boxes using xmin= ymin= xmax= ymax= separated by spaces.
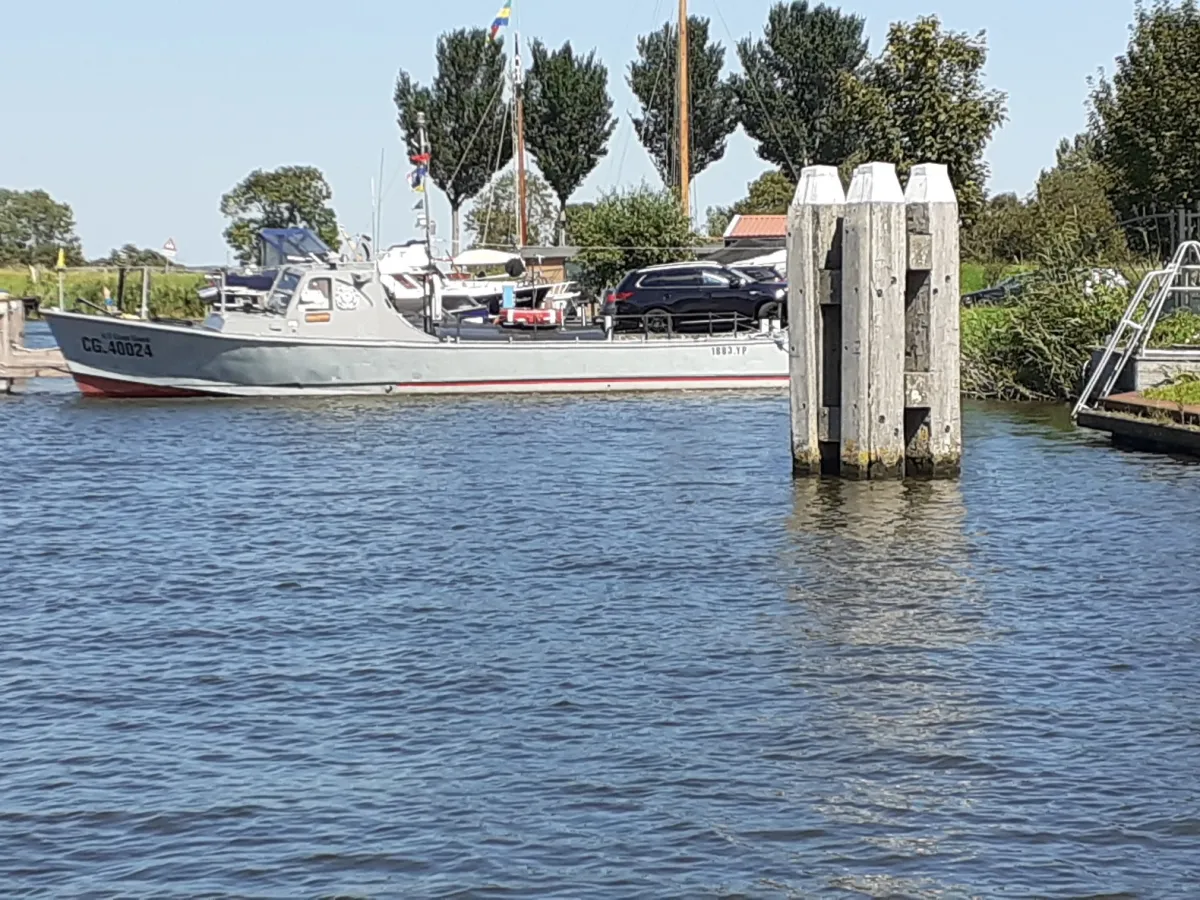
xmin=724 ymin=214 xmax=787 ymax=239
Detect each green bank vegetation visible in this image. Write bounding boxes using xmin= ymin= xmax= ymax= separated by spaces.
xmin=1144 ymin=373 xmax=1200 ymax=406
xmin=958 ymin=0 xmax=1200 ymax=401
xmin=0 ymin=269 xmax=208 ymax=319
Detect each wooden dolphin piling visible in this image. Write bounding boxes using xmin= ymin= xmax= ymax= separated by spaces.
xmin=787 ymin=161 xmax=963 ymax=479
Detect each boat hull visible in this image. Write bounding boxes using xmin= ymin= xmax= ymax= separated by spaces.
xmin=43 ymin=312 xmax=790 ymax=398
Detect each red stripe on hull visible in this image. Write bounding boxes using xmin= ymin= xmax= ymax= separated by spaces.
xmin=73 ymin=374 xmax=212 ymax=398
xmin=390 ymin=374 xmax=790 ymax=389
xmin=70 ymin=372 xmax=788 ymax=397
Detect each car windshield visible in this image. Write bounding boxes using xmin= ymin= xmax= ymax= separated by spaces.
xmin=266 ymin=268 xmax=304 ymax=314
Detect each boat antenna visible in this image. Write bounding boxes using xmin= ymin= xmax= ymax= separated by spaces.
xmin=375 ymin=146 xmax=386 ymax=250
xmin=678 ymin=0 xmax=690 ymax=221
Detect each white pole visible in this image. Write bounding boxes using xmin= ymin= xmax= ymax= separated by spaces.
xmin=140 ymin=266 xmax=150 ymax=319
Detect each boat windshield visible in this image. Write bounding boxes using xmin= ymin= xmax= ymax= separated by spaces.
xmin=266 ymin=268 xmax=303 ymax=314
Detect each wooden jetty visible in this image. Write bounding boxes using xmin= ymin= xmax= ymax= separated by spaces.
xmin=1 ymin=296 xmax=68 ymax=394
xmin=1078 ymin=392 xmax=1200 ymax=457
xmin=786 ymin=161 xmax=962 ymax=480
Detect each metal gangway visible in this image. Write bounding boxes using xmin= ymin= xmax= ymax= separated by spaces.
xmin=1073 ymin=241 xmax=1200 ymax=418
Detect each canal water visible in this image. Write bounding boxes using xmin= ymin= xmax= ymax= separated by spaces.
xmin=3 ymin=323 xmax=1199 ymax=898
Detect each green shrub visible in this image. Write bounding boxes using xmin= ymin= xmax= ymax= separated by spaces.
xmin=0 ymin=268 xmax=208 ymax=319
xmin=959 ymin=214 xmax=1200 ymax=400
xmin=1144 ymin=373 xmax=1200 ymax=406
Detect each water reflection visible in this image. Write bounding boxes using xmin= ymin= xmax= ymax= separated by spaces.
xmin=785 ymin=478 xmax=976 ymax=648
xmin=780 ymin=479 xmax=986 ymax=896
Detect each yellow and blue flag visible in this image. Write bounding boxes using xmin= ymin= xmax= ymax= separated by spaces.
xmin=490 ymin=2 xmax=511 ymax=41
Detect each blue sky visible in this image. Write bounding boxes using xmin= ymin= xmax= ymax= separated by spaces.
xmin=3 ymin=0 xmax=1137 ymax=264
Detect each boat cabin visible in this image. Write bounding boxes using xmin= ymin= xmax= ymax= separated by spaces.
xmin=204 ymin=264 xmax=425 ymax=341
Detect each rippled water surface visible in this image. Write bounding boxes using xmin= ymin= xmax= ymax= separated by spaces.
xmin=3 ymin=324 xmax=1200 ymax=898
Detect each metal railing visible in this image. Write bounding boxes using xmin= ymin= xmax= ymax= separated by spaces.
xmin=607 ymin=309 xmax=770 ymax=338
xmin=430 ymin=306 xmax=780 ymax=342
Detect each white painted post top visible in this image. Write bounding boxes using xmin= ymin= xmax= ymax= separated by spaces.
xmin=793 ymin=165 xmax=845 ymax=207
xmin=905 ymin=163 xmax=958 ymax=205
xmin=846 ymin=162 xmax=904 ymax=204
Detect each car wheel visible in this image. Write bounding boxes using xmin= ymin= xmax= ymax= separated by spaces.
xmin=756 ymin=299 xmax=784 ymax=322
xmin=643 ymin=308 xmax=671 ymax=334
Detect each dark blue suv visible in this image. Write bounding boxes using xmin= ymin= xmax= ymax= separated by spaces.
xmin=602 ymin=262 xmax=787 ymax=332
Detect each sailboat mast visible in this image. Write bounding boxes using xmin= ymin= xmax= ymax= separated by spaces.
xmin=515 ymin=32 xmax=529 ymax=249
xmin=677 ymin=0 xmax=690 ymax=220
xmin=417 ymin=112 xmax=433 ymax=263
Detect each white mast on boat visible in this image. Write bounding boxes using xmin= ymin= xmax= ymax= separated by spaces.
xmin=514 ymin=31 xmax=529 ymax=250
xmin=416 ymin=111 xmax=439 ymax=328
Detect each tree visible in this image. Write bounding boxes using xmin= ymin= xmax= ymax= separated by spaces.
xmin=962 ymin=137 xmax=1125 ymax=263
xmin=524 ymin=40 xmax=616 ymax=242
xmin=90 ymin=244 xmax=172 ymax=267
xmin=705 ymin=169 xmax=796 ymax=236
xmin=1090 ymin=1 xmax=1200 ymax=222
xmin=1032 ymin=135 xmax=1125 ymax=260
xmin=962 ymin=193 xmax=1036 ymax=263
xmin=629 ymin=16 xmax=739 ymax=194
xmin=733 ymin=1 xmax=869 ymax=174
xmin=220 ymin=166 xmax=338 ymax=264
xmin=395 ymin=29 xmax=512 ymax=255
xmin=465 ymin=170 xmax=559 ymax=248
xmin=570 ymin=186 xmax=698 ymax=290
xmin=841 ymin=16 xmax=1007 ymax=223
xmin=0 ymin=189 xmax=83 ymax=267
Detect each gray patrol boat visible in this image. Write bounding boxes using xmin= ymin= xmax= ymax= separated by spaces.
xmin=42 ymin=229 xmax=789 ymax=398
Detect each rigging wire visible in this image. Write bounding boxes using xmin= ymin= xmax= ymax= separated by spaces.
xmin=613 ymin=0 xmax=665 ymax=186
xmin=444 ymin=76 xmax=508 ymax=192
xmin=478 ymin=94 xmax=514 ymax=250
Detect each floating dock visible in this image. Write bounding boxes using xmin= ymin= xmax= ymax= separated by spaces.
xmin=1077 ymin=392 xmax=1200 ymax=457
xmin=1 ymin=297 xmax=68 ymax=394
xmin=1074 ymin=241 xmax=1200 ymax=458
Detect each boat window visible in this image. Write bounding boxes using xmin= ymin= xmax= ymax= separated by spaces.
xmin=299 ymin=277 xmax=333 ymax=310
xmin=267 ymin=268 xmax=303 ymax=314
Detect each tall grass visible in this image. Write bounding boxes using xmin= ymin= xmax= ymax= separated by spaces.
xmin=0 ymin=268 xmax=208 ymax=319
xmin=960 ymin=220 xmax=1200 ymax=401
xmin=1144 ymin=373 xmax=1200 ymax=406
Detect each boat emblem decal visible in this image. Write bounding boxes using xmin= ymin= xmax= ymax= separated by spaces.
xmin=335 ymin=284 xmax=360 ymax=310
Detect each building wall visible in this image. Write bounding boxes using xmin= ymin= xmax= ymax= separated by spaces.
xmin=530 ymin=262 xmax=567 ymax=284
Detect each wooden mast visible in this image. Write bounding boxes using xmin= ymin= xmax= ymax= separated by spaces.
xmin=677 ymin=0 xmax=690 ymax=220
xmin=515 ymin=32 xmax=529 ymax=248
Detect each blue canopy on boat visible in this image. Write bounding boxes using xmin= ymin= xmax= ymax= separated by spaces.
xmin=258 ymin=228 xmax=331 ymax=268
xmin=225 ymin=271 xmax=277 ymax=292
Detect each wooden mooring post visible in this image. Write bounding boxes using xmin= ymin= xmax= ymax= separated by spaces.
xmin=787 ymin=161 xmax=962 ymax=479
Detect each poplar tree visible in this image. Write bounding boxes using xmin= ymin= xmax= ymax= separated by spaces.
xmin=395 ymin=28 xmax=512 ymax=254
xmin=524 ymin=40 xmax=617 ymax=244
xmin=629 ymin=16 xmax=738 ymax=194
xmin=733 ymin=1 xmax=868 ymax=174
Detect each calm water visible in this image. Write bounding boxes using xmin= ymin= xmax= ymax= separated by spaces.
xmin=3 ymin=324 xmax=1200 ymax=898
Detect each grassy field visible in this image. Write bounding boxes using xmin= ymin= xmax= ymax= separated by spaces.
xmin=960 ymin=261 xmax=1036 ymax=295
xmin=1144 ymin=375 xmax=1200 ymax=406
xmin=0 ymin=268 xmax=209 ymax=319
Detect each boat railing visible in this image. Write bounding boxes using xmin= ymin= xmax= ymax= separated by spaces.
xmin=606 ymin=309 xmax=769 ymax=338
